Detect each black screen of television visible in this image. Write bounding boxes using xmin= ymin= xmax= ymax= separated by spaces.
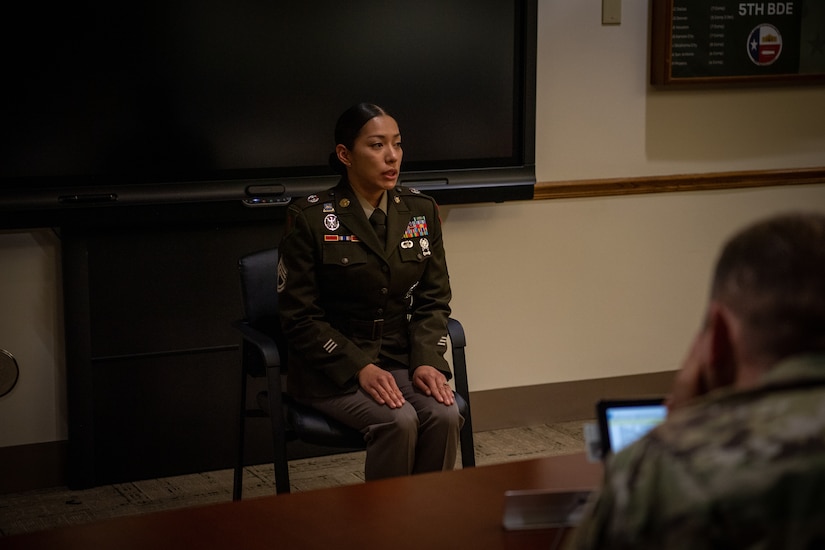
xmin=1 ymin=1 xmax=535 ymax=218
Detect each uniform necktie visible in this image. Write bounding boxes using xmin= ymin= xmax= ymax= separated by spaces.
xmin=369 ymin=208 xmax=387 ymax=246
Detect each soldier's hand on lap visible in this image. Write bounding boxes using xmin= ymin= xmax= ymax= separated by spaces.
xmin=413 ymin=365 xmax=455 ymax=406
xmin=357 ymin=364 xmax=405 ymax=408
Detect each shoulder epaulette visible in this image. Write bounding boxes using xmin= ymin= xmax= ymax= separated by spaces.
xmin=394 ymin=185 xmax=436 ymax=202
xmin=290 ymin=188 xmax=337 ymax=211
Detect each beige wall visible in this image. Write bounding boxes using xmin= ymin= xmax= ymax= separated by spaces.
xmin=1 ymin=0 xmax=823 ymax=448
xmin=0 ymin=229 xmax=64 ymax=447
xmin=442 ymin=184 xmax=825 ymax=392
xmin=536 ymin=1 xmax=825 ymax=180
xmin=441 ymin=0 xmax=825 ymax=391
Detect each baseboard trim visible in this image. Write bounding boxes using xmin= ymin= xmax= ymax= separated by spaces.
xmin=470 ymin=371 xmax=676 ymax=432
xmin=0 ymin=440 xmax=67 ymax=495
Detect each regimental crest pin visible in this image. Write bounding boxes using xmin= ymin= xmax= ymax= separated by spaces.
xmin=324 ymin=214 xmax=340 ymax=231
xmin=420 ymin=238 xmax=431 ymax=256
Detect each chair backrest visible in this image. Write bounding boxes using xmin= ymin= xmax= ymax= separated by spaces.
xmin=238 ymin=248 xmax=280 ymax=326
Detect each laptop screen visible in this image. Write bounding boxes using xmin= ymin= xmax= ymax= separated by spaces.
xmin=596 ymin=398 xmax=667 ymax=456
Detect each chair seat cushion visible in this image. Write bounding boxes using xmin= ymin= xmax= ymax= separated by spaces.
xmin=286 ymin=398 xmax=366 ymax=449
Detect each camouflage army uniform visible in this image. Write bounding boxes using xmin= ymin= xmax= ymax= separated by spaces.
xmin=277 ymin=178 xmax=452 ymax=399
xmin=567 ymin=354 xmax=825 ymax=550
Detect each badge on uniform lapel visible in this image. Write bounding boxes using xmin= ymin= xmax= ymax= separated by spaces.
xmin=401 ymin=240 xmax=413 ymax=249
xmin=324 ymin=214 xmax=340 ymax=231
xmin=420 ymin=238 xmax=431 ymax=256
xmin=339 ymin=198 xmax=351 ymax=208
xmin=323 ymin=202 xmax=335 ymax=213
xmin=308 ymin=195 xmax=319 ymax=203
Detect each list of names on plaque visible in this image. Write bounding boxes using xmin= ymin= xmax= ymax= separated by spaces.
xmin=655 ymin=0 xmax=825 ymax=83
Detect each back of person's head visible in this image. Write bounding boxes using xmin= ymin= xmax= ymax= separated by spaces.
xmin=329 ymin=102 xmax=390 ymax=175
xmin=711 ymin=212 xmax=825 ymax=364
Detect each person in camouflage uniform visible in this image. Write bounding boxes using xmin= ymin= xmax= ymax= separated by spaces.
xmin=568 ymin=212 xmax=825 ymax=549
xmin=278 ymin=103 xmax=461 ymax=480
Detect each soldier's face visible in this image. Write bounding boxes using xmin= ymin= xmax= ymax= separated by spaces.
xmin=341 ymin=115 xmax=403 ymax=200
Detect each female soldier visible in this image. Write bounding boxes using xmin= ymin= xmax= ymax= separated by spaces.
xmin=277 ymin=103 xmax=462 ymax=480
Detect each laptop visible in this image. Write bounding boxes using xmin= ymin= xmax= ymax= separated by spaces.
xmin=596 ymin=397 xmax=667 ymax=457
xmin=500 ymin=397 xmax=668 ymax=531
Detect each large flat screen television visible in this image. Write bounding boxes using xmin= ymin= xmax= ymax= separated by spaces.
xmin=1 ymin=1 xmax=536 ymax=228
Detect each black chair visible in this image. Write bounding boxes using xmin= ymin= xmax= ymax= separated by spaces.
xmin=233 ymin=248 xmax=475 ymax=500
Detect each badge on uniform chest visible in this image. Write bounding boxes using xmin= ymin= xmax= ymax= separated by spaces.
xmin=324 ymin=214 xmax=339 ymax=231
xmin=320 ymin=209 xmax=431 ymax=256
xmin=400 ymin=237 xmax=431 ymax=256
xmin=419 ymin=238 xmax=431 ymax=256
xmin=403 ymin=216 xmax=430 ymax=256
xmin=404 ymin=216 xmax=428 ymax=238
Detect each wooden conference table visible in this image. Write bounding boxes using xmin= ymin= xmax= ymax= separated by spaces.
xmin=1 ymin=453 xmax=602 ymax=550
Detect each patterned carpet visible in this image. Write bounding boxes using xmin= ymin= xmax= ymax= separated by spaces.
xmin=0 ymin=421 xmax=590 ymax=537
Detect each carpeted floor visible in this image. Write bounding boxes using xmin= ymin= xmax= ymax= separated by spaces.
xmin=0 ymin=421 xmax=591 ymax=537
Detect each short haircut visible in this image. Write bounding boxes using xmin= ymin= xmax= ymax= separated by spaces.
xmin=711 ymin=212 xmax=825 ymax=362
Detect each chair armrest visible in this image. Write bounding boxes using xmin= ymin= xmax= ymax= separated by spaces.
xmin=447 ymin=317 xmax=469 ymax=392
xmin=232 ymin=319 xmax=282 ymax=367
xmin=447 ymin=317 xmax=476 ymax=467
xmin=447 ymin=317 xmax=466 ymax=348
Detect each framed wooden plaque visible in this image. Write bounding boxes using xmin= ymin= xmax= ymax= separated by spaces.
xmin=651 ymin=0 xmax=825 ymax=86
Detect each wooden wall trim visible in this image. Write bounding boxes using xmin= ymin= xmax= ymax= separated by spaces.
xmin=534 ymin=167 xmax=825 ymax=200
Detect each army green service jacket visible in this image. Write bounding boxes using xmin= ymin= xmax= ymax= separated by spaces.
xmin=277 ymin=179 xmax=452 ymax=399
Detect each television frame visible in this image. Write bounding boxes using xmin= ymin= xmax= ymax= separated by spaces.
xmin=1 ymin=1 xmax=537 ymax=229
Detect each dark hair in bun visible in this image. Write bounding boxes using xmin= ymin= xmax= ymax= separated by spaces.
xmin=328 ymin=102 xmax=389 ymax=175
